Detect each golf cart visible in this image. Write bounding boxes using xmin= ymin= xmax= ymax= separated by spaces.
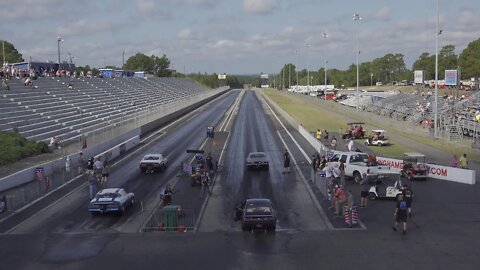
xmin=364 ymin=129 xmax=389 ymax=146
xmin=368 ymin=172 xmax=403 ymax=200
xmin=401 ymin=152 xmax=428 ymax=181
xmin=342 ymin=122 xmax=365 ymax=140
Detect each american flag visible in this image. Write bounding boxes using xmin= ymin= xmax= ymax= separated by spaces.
xmin=182 ymin=162 xmax=192 ymax=174
xmin=35 ymin=167 xmax=45 ymax=181
xmin=344 ymin=206 xmax=359 ymax=226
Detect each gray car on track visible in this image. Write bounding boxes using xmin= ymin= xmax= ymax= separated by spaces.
xmin=246 ymin=152 xmax=269 ymax=170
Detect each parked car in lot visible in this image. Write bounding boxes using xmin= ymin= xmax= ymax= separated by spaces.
xmin=401 ymin=152 xmax=428 ymax=181
xmin=140 ymin=154 xmax=168 ymax=173
xmin=328 ymin=151 xmax=391 ymax=183
xmin=88 ymin=188 xmax=134 ymax=215
xmin=234 ymin=198 xmax=277 ymax=232
xmin=364 ymin=129 xmax=390 ymax=146
xmin=246 ymin=152 xmax=269 ymax=170
xmin=368 ymin=172 xmax=403 ymax=200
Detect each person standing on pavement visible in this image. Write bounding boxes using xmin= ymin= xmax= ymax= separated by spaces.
xmin=339 ymin=160 xmax=345 ymax=187
xmin=347 ymin=139 xmax=355 ymax=152
xmin=360 ymin=177 xmax=370 ymax=208
xmin=334 ymin=185 xmax=347 ymax=217
xmin=402 ymin=184 xmax=414 ymax=217
xmin=459 ymin=153 xmax=468 ymax=169
xmin=316 ymin=129 xmax=322 ymax=141
xmin=86 ymin=157 xmax=94 ymax=172
xmin=311 ymin=154 xmax=318 ymax=183
xmin=206 ymin=153 xmax=214 ymax=174
xmin=94 ymin=157 xmax=103 ymax=177
xmin=393 ymin=194 xmax=408 ymax=235
xmin=78 ymin=152 xmax=85 ymax=175
xmin=330 ymin=136 xmax=337 ymax=150
xmin=101 ymin=160 xmax=110 ymax=187
xmin=88 ymin=170 xmax=98 ymax=199
xmin=450 ymin=155 xmax=458 ymax=168
xmin=283 ymin=150 xmax=291 ymax=174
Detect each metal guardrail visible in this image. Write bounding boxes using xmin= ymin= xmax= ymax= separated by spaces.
xmin=143 ymin=207 xmax=196 ymax=232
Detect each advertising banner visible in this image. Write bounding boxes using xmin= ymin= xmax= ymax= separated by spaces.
xmin=445 ymin=70 xmax=458 ymax=86
xmin=218 ymin=74 xmax=226 ymax=79
xmin=414 ymin=70 xmax=424 ymax=84
xmin=376 ymin=156 xmax=475 ymax=185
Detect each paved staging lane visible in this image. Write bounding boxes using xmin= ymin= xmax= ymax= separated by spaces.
xmin=2 ymin=91 xmax=240 ymax=234
xmin=199 ymin=90 xmax=328 ymax=232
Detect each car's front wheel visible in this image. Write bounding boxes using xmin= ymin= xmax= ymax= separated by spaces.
xmin=368 ymin=192 xmax=377 ymax=200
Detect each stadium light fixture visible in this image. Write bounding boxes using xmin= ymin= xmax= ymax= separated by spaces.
xmin=434 ymin=0 xmax=440 ymax=139
xmin=57 ymin=36 xmax=63 ymax=70
xmin=353 ymin=13 xmax=362 ymax=109
xmin=323 ymin=32 xmax=328 ymax=101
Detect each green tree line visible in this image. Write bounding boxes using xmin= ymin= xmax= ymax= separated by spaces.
xmin=276 ymin=37 xmax=480 ymax=88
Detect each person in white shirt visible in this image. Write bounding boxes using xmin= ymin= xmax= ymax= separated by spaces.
xmin=347 ymin=139 xmax=355 ymax=152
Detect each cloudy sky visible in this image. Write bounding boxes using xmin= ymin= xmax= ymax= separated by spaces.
xmin=1 ymin=0 xmax=479 ymax=75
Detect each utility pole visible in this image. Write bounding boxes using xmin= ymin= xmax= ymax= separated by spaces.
xmin=353 ymin=14 xmax=362 ymax=109
xmin=2 ymin=41 xmax=5 ymax=65
xmin=122 ymin=51 xmax=125 ymax=69
xmin=323 ymin=32 xmax=328 ymax=101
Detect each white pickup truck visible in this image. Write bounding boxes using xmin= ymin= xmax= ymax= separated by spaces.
xmin=139 ymin=154 xmax=168 ymax=173
xmin=328 ymin=151 xmax=390 ymax=183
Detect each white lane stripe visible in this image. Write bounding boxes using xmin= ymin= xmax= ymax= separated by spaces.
xmin=221 ymin=90 xmax=244 ymax=132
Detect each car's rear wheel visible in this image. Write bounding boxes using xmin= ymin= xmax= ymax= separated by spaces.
xmin=368 ymin=192 xmax=377 ymax=200
xmin=90 ymin=212 xmax=99 ymax=217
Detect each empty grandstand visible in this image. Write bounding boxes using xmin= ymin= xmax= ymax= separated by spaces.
xmin=0 ymin=76 xmax=218 ymax=147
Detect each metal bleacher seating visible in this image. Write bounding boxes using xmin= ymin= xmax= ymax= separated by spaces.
xmin=0 ymin=76 xmax=210 ymax=144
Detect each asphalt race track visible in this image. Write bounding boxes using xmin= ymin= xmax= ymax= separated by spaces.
xmin=0 ymin=90 xmax=479 ymax=270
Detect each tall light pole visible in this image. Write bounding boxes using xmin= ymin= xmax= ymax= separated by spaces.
xmin=353 ymin=14 xmax=362 ymax=109
xmin=434 ymin=0 xmax=440 ymax=138
xmin=323 ymin=32 xmax=328 ymax=101
xmin=295 ymin=50 xmax=299 ymax=86
xmin=57 ymin=37 xmax=63 ymax=70
xmin=2 ymin=41 xmax=5 ymax=65
xmin=306 ymin=43 xmax=311 ymax=88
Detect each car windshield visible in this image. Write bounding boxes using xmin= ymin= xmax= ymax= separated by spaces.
xmin=144 ymin=156 xmax=159 ymax=160
xmin=245 ymin=202 xmax=272 ymax=215
xmin=250 ymin=153 xmax=265 ymax=158
xmin=96 ymin=193 xmax=119 ymax=199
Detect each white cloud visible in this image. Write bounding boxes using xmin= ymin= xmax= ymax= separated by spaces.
xmin=177 ymin=28 xmax=199 ymax=40
xmin=167 ymin=0 xmax=218 ymax=6
xmin=243 ymin=0 xmax=278 ymax=14
xmin=372 ymin=6 xmax=392 ymax=21
xmin=0 ymin=0 xmax=63 ymax=21
xmin=136 ymin=0 xmax=171 ymax=20
xmin=57 ymin=19 xmax=112 ymax=37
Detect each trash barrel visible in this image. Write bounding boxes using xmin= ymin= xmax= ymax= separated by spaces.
xmin=162 ymin=205 xmax=179 ymax=231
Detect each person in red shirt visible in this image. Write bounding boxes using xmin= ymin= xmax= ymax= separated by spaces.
xmin=335 ymin=186 xmax=347 ymax=217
